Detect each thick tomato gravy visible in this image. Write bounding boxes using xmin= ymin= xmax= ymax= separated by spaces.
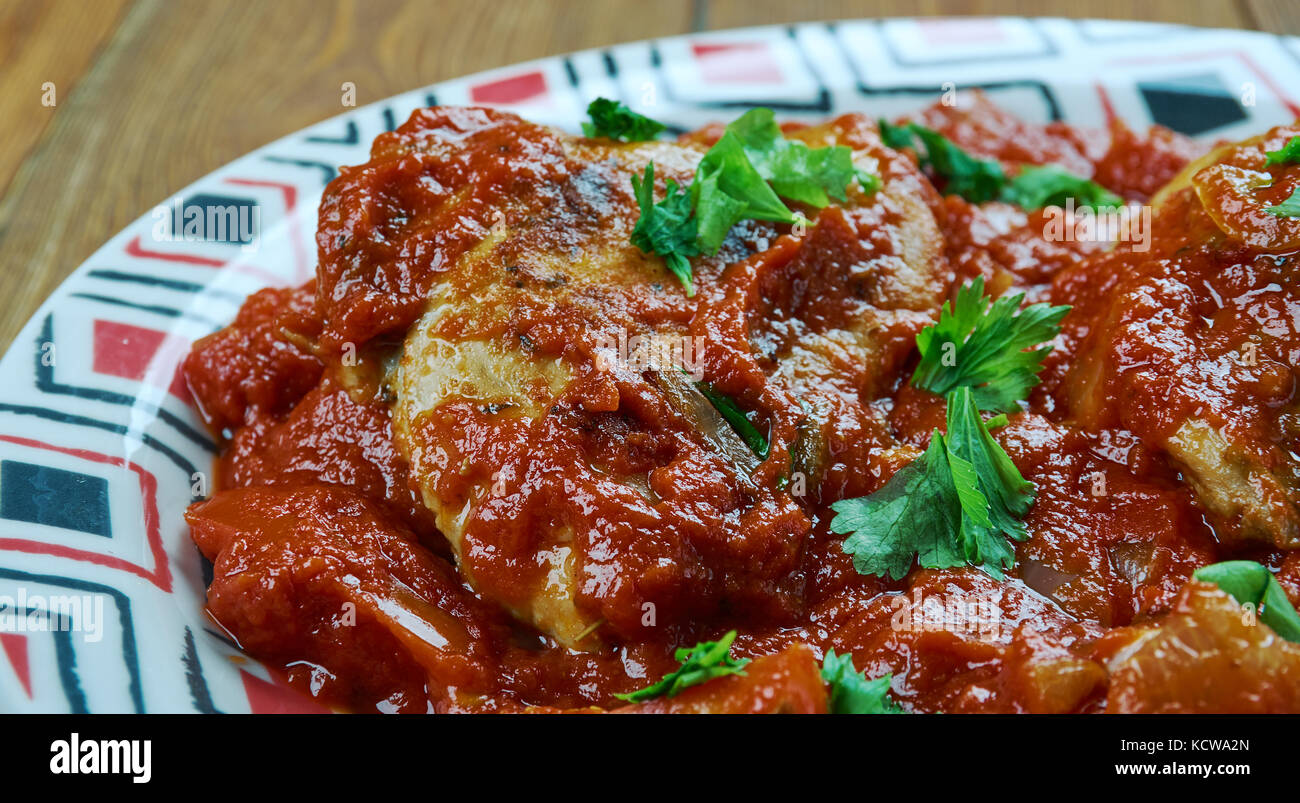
xmin=182 ymin=95 xmax=1300 ymax=713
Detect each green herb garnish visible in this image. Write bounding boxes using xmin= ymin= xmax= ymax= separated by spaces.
xmin=630 ymin=163 xmax=699 ymax=294
xmin=614 ymin=630 xmax=750 ymax=702
xmin=879 ymin=119 xmax=1119 ymax=209
xmin=1264 ymin=135 xmax=1300 ymax=166
xmin=728 ymin=108 xmax=859 ymax=208
xmin=1266 ymin=186 xmax=1300 ymax=218
xmin=831 ymin=430 xmax=963 ymax=581
xmin=583 ymin=98 xmax=666 ymax=142
xmin=1001 ymin=164 xmax=1123 ymax=210
xmin=821 ymin=650 xmax=905 ymax=714
xmin=879 ymin=120 xmax=1005 ymax=203
xmin=830 ymin=386 xmax=1033 ymax=581
xmin=630 ymin=108 xmax=880 ymax=293
xmin=911 ymin=276 xmax=1070 ymax=413
xmin=691 ymin=128 xmax=795 ymax=254
xmin=943 ymin=386 xmax=1035 ymax=574
xmin=1193 ymin=561 xmax=1300 ymax=642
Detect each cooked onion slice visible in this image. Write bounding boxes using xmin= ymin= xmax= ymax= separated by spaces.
xmin=1192 ymin=163 xmax=1300 ymax=252
xmin=654 ymin=369 xmax=761 ymax=477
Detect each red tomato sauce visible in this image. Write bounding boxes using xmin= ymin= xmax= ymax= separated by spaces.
xmin=182 ymin=98 xmax=1300 ymax=713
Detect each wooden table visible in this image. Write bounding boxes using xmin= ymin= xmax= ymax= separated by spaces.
xmin=1 ymin=0 xmax=1295 ymax=354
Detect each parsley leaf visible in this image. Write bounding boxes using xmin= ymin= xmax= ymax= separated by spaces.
xmin=879 ymin=120 xmax=1005 ymax=203
xmin=832 ymin=272 xmax=1056 ymax=582
xmin=582 ymin=98 xmax=666 ymax=142
xmin=695 ymin=379 xmax=770 ymax=460
xmin=879 ymin=120 xmax=1118 ymax=209
xmin=911 ymin=276 xmax=1071 ymax=413
xmin=910 ymin=124 xmax=1007 ymax=203
xmin=878 ymin=119 xmax=915 ymax=151
xmin=1193 ymin=561 xmax=1300 ymax=642
xmin=1266 ymin=186 xmax=1300 ymax=218
xmin=629 ymin=107 xmax=882 ymax=293
xmin=821 ymin=650 xmax=905 ymax=714
xmin=1265 ymin=135 xmax=1300 ymax=166
xmin=693 ymin=130 xmax=794 ymax=254
xmin=728 ymin=108 xmax=859 ymax=207
xmin=856 ymin=168 xmax=883 ymax=195
xmin=830 ymin=430 xmax=965 ymax=580
xmin=830 ymin=389 xmax=1036 ymax=580
xmin=944 ymin=387 xmax=1033 ymax=578
xmin=630 ymin=162 xmax=699 ymax=295
xmin=1002 ymin=165 xmax=1123 ymax=211
xmin=614 ymin=630 xmax=750 ymax=702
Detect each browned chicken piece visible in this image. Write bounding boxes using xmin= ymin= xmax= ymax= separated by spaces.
xmin=338 ymin=108 xmax=953 ymax=647
xmin=186 ymin=485 xmax=511 ymax=712
xmin=1058 ymin=124 xmax=1300 ymax=549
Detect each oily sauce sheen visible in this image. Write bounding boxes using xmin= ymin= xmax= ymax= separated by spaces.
xmin=183 ymin=95 xmax=1300 ymax=713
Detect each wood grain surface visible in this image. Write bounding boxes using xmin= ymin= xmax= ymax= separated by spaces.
xmin=0 ymin=0 xmax=1293 ymax=354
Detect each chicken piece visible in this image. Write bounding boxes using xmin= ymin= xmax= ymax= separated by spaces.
xmin=744 ymin=117 xmax=949 ymax=503
xmin=218 ymin=381 xmax=441 ymax=540
xmin=1102 ymin=581 xmax=1300 ymax=713
xmin=182 ymin=283 xmax=323 ymax=432
xmin=323 ymin=108 xmax=952 ymax=647
xmin=1059 ymin=124 xmax=1300 ymax=549
xmin=186 ymin=485 xmax=512 ymax=713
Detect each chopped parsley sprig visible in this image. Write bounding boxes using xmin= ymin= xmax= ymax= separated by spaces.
xmin=1001 ymin=164 xmax=1124 ymax=210
xmin=880 ymin=120 xmax=1005 ymax=202
xmin=1193 ymin=561 xmax=1300 ymax=642
xmin=630 ymin=163 xmax=698 ymax=293
xmin=630 ymin=107 xmax=881 ymax=295
xmin=821 ymin=650 xmax=905 ymax=714
xmin=1266 ymin=187 xmax=1300 ymax=218
xmin=583 ymin=98 xmax=666 ymax=142
xmin=614 ymin=630 xmax=750 ymax=702
xmin=830 ymin=386 xmax=1032 ymax=580
xmin=729 ymin=108 xmax=865 ymax=208
xmin=1257 ymin=135 xmax=1300 ymax=217
xmin=1264 ymin=135 xmax=1300 ymax=166
xmin=879 ymin=119 xmax=1121 ymax=209
xmin=830 ymin=279 xmax=1066 ymax=581
xmin=911 ymin=276 xmax=1071 ymax=413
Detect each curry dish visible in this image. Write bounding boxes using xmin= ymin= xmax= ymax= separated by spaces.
xmin=182 ymin=94 xmax=1300 ymax=713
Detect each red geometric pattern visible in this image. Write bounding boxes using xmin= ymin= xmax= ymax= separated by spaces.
xmin=125 ymin=235 xmax=225 ymax=267
xmin=690 ymin=42 xmax=783 ymax=84
xmin=224 ymin=177 xmax=311 ymax=283
xmin=241 ymin=670 xmax=331 ymax=714
xmin=0 ymin=633 xmax=31 ymax=698
xmin=92 ymin=319 xmax=190 ymax=401
xmin=470 ymin=70 xmax=548 ymax=105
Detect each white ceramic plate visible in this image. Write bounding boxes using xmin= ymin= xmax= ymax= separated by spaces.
xmin=2 ymin=17 xmax=1298 ymax=713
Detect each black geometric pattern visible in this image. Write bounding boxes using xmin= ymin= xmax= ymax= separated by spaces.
xmin=1139 ymin=73 xmax=1248 ymax=136
xmin=0 ymin=460 xmax=110 ymax=537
